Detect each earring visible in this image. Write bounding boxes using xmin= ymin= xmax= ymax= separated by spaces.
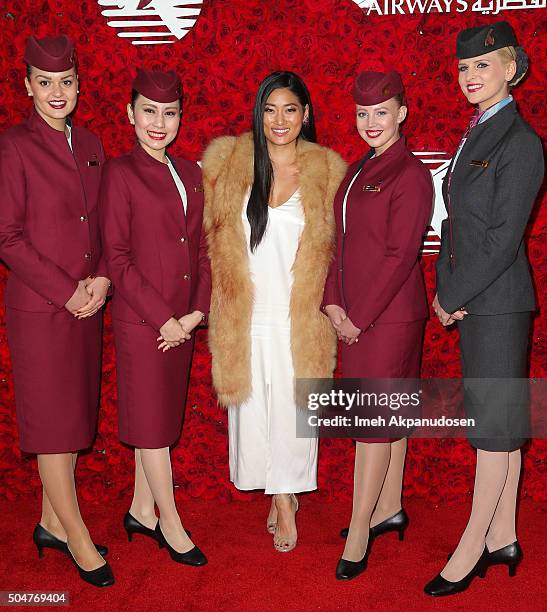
xmin=27 ymin=92 xmax=32 ymax=97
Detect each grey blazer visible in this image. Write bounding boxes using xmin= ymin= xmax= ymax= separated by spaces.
xmin=436 ymin=101 xmax=544 ymax=315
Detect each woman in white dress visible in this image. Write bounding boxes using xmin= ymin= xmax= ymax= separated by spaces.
xmin=203 ymin=71 xmax=346 ymax=552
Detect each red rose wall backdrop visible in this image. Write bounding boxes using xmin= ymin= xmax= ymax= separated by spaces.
xmin=0 ymin=1 xmax=545 ymax=504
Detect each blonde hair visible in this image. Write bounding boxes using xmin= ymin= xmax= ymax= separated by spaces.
xmin=497 ymin=46 xmax=526 ymax=87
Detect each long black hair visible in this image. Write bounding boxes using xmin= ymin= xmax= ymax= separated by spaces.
xmin=247 ymin=71 xmax=316 ymax=251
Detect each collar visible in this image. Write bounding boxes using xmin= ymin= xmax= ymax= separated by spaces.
xmin=131 ymin=143 xmax=171 ymax=168
xmin=28 ymin=108 xmax=70 ymax=143
xmin=367 ymin=134 xmax=406 ymax=163
xmin=478 ymin=95 xmax=513 ymax=125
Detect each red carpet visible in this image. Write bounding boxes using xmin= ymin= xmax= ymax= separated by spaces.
xmin=0 ymin=496 xmax=545 ymax=611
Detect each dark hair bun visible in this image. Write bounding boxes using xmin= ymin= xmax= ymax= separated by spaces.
xmin=512 ymin=46 xmax=529 ymax=85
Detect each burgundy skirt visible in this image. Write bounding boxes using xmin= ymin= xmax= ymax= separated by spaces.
xmin=6 ymin=307 xmax=102 ymax=454
xmin=113 ymin=319 xmax=194 ymax=448
xmin=341 ymin=319 xmax=425 ymax=443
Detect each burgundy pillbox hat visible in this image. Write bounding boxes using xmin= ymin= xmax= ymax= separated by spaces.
xmin=133 ymin=68 xmax=182 ymax=103
xmin=353 ymin=70 xmax=405 ymax=106
xmin=24 ymin=35 xmax=75 ymax=72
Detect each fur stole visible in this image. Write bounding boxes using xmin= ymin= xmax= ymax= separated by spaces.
xmin=202 ymin=132 xmax=347 ymax=406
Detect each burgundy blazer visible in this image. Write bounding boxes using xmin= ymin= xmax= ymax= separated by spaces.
xmin=324 ymin=137 xmax=433 ymax=331
xmin=0 ymin=110 xmax=106 ymax=311
xmin=100 ymin=145 xmax=211 ymax=331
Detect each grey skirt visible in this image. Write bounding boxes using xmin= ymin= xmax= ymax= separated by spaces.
xmin=458 ymin=312 xmax=531 ymax=452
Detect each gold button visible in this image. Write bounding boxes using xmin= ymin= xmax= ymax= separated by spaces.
xmin=183 ymin=274 xmax=190 ymax=280
xmin=180 ymin=237 xmax=186 ymax=243
xmin=449 ymin=253 xmax=454 ymax=259
xmin=370 ymin=323 xmax=375 ymax=328
xmin=80 ymin=215 xmax=88 ymax=222
xmin=47 ymin=300 xmax=53 ymax=305
xmin=84 ymin=252 xmax=92 ymax=259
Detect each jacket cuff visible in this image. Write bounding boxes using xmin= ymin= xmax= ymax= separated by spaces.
xmin=93 ymin=256 xmax=109 ymax=282
xmin=437 ymin=287 xmax=461 ymax=316
xmin=190 ymin=292 xmax=210 ymax=318
xmin=149 ymin=305 xmax=176 ymax=332
xmin=322 ymin=287 xmax=343 ymax=312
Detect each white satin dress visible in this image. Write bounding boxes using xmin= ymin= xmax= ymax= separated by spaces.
xmin=227 ymin=190 xmax=319 ymax=494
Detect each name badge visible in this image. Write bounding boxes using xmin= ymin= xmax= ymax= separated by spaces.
xmin=194 ymin=184 xmax=204 ymax=193
xmin=87 ymin=160 xmax=100 ymax=167
xmin=470 ymin=159 xmax=489 ymax=168
xmin=363 ymin=184 xmax=381 ymax=192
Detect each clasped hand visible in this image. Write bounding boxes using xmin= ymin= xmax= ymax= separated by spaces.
xmin=157 ymin=311 xmax=204 ymax=352
xmin=324 ymin=304 xmax=361 ymax=345
xmin=432 ymin=293 xmax=467 ymax=326
xmin=65 ymin=276 xmax=110 ymax=318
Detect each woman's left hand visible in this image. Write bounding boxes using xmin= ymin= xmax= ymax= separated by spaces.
xmin=158 ymin=310 xmax=204 ymax=351
xmin=336 ymin=316 xmax=361 ymax=345
xmin=433 ymin=293 xmax=467 ymax=327
xmin=179 ymin=310 xmax=205 ymax=334
xmin=75 ymin=276 xmax=110 ymax=319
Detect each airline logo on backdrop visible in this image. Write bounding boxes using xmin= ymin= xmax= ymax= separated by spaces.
xmin=351 ymin=0 xmax=545 ymax=15
xmin=415 ymin=153 xmax=451 ymax=255
xmin=99 ymin=0 xmax=547 ymax=43
xmin=98 ymin=0 xmax=203 ymax=45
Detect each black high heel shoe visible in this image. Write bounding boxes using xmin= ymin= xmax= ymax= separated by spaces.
xmin=155 ymin=523 xmax=207 ymax=566
xmin=424 ymin=548 xmax=487 ymax=597
xmin=340 ymin=508 xmax=408 ymax=541
xmin=484 ymin=541 xmax=523 ymax=577
xmin=335 ymin=539 xmax=372 ymax=581
xmin=66 ymin=546 xmax=115 ymax=587
xmin=123 ymin=512 xmax=157 ymax=543
xmin=33 ymin=524 xmax=108 ymax=559
xmin=124 ymin=512 xmax=191 ymax=543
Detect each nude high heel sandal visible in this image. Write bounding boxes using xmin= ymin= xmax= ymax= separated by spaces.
xmin=273 ymin=494 xmax=299 ymax=553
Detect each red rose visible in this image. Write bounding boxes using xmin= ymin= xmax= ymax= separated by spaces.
xmin=0 ymin=0 xmax=544 ymax=506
